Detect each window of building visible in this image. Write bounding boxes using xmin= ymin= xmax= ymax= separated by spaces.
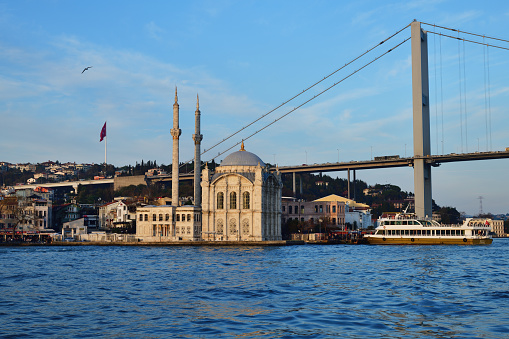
xmin=139 ymin=214 xmax=143 ymax=221
xmin=177 ymin=214 xmax=180 ymax=222
xmin=144 ymin=214 xmax=148 ymax=221
xmin=153 ymin=214 xmax=157 ymax=221
xmin=217 ymin=192 xmax=224 ymax=209
xmin=314 ymin=205 xmax=318 ymax=213
xmin=319 ymin=205 xmax=323 ymax=213
xmin=332 ymin=205 xmax=336 ymax=213
xmin=187 ymin=214 xmax=191 ymax=221
xmin=159 ymin=214 xmax=163 ymax=221
xmin=289 ymin=206 xmax=293 ymax=214
xmin=165 ymin=214 xmax=170 ymax=221
xmin=242 ymin=192 xmax=250 ymax=209
xmin=333 ymin=218 xmax=336 ymax=224
xmin=230 ymin=192 xmax=237 ymax=209
xmin=295 ymin=205 xmax=298 ymax=214
xmin=301 ymin=206 xmax=304 ymax=214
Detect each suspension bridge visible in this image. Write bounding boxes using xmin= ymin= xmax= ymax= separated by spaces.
xmin=19 ymin=21 xmax=509 ymax=218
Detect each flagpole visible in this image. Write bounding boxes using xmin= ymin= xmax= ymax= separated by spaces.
xmin=104 ymin=121 xmax=107 ymax=174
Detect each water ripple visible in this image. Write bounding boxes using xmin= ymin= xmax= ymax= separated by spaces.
xmin=1 ymin=240 xmax=509 ymax=338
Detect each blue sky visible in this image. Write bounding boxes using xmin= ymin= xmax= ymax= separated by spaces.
xmin=1 ymin=0 xmax=508 ymax=215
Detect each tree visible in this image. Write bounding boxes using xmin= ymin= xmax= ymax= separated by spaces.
xmin=0 ymin=196 xmax=41 ymax=240
xmin=438 ymin=207 xmax=461 ymax=224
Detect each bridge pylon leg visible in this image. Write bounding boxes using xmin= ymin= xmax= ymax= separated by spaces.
xmin=411 ymin=21 xmax=432 ymax=218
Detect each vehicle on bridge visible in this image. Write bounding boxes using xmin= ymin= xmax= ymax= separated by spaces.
xmin=374 ymin=155 xmax=400 ymax=161
xmin=365 ymin=212 xmax=492 ymax=245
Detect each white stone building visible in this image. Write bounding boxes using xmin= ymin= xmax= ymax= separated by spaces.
xmin=201 ymin=143 xmax=283 ymax=241
xmin=136 ymin=205 xmax=201 ymax=241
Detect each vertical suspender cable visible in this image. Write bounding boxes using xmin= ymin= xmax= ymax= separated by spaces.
xmin=487 ymin=43 xmax=492 ymax=151
xmin=463 ymin=39 xmax=468 ymax=153
xmin=440 ymin=34 xmax=444 ymax=154
xmin=457 ymin=32 xmax=464 ymax=153
xmin=483 ymin=36 xmax=489 ymax=151
xmin=433 ymin=25 xmax=439 ymax=155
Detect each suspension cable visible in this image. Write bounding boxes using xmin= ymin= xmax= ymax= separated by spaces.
xmin=422 ymin=22 xmax=509 ymax=44
xmin=205 ymin=37 xmax=411 ymax=164
xmin=178 ymin=23 xmax=412 ymax=170
xmin=427 ymin=31 xmax=509 ymax=51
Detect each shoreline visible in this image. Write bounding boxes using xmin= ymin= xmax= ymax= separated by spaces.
xmin=0 ymin=240 xmax=306 ymax=247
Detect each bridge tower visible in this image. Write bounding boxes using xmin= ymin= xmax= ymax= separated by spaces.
xmin=411 ymin=21 xmax=432 ymax=218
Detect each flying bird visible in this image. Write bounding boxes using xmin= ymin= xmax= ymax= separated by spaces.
xmin=81 ymin=66 xmax=93 ymax=74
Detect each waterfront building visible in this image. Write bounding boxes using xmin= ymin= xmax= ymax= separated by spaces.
xmin=282 ymin=195 xmax=346 ymax=228
xmin=201 ymin=142 xmax=283 ymax=241
xmin=135 ymin=205 xmax=201 ymax=241
xmin=281 ymin=194 xmax=372 ymax=230
xmin=491 ymin=219 xmax=505 ymax=237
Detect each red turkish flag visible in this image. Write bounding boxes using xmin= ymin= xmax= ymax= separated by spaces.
xmin=100 ymin=122 xmax=106 ymax=142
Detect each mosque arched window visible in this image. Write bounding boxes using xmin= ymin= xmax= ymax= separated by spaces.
xmin=242 ymin=219 xmax=250 ymax=235
xmin=230 ymin=192 xmax=237 ymax=209
xmin=242 ymin=192 xmax=250 ymax=209
xmin=229 ymin=219 xmax=237 ymax=235
xmin=159 ymin=214 xmax=163 ymax=221
xmin=217 ymin=192 xmax=224 ymax=209
xmin=217 ymin=219 xmax=224 ymax=235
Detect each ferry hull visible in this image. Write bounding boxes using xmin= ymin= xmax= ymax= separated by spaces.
xmin=365 ymin=237 xmax=493 ymax=245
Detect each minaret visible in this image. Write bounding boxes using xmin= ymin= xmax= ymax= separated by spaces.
xmin=170 ymin=87 xmax=181 ymax=206
xmin=193 ymin=94 xmax=203 ymax=206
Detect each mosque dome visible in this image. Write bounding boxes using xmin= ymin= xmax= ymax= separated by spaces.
xmin=220 ymin=142 xmax=265 ymax=167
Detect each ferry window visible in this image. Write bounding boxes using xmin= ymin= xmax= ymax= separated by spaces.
xmin=461 ymin=230 xmax=465 ymax=236
xmin=396 ymin=221 xmax=402 ymax=225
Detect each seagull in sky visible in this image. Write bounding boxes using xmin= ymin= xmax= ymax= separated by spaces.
xmin=81 ymin=66 xmax=93 ymax=74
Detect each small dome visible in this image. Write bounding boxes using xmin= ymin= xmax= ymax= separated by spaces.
xmin=220 ymin=142 xmax=265 ymax=167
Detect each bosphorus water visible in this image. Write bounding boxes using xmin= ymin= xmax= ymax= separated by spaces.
xmin=1 ymin=240 xmax=508 ymax=338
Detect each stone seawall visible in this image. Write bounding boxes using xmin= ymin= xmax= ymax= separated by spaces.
xmin=2 ymin=240 xmax=305 ymax=247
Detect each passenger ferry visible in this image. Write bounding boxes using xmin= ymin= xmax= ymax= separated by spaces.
xmin=365 ymin=212 xmax=493 ymax=245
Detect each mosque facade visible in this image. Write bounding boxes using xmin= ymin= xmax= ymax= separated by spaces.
xmin=135 ymin=90 xmax=282 ymax=242
xmin=201 ymin=142 xmax=283 ymax=241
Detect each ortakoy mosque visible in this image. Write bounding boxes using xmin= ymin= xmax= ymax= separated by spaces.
xmin=136 ymin=90 xmax=283 ymax=242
